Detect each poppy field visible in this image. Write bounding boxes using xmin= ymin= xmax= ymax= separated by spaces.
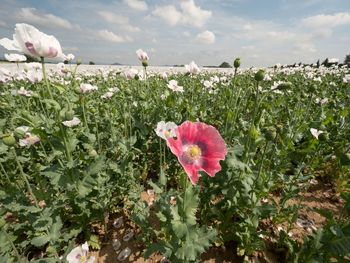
xmin=1 ymin=24 xmax=350 ymax=263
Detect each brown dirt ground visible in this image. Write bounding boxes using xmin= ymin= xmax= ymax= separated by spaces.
xmin=89 ymin=180 xmax=345 ymax=263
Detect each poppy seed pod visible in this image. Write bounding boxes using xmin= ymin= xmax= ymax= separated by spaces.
xmin=254 ymin=70 xmax=265 ymax=82
xmin=234 ymin=58 xmax=241 ymax=68
xmin=2 ymin=135 xmax=16 ymax=146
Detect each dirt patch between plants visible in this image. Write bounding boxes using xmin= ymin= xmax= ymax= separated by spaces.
xmin=89 ymin=180 xmax=345 ymax=263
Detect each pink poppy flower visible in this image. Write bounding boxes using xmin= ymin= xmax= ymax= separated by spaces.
xmin=167 ymin=121 xmax=227 ymax=185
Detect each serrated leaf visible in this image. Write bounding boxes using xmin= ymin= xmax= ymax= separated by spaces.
xmin=49 ymin=216 xmax=62 ymax=242
xmin=31 ymin=235 xmax=50 ymax=247
xmin=144 ymin=243 xmax=167 ymax=259
xmin=88 ymin=234 xmax=100 ymax=250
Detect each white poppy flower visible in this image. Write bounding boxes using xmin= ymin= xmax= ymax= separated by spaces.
xmin=4 ymin=53 xmax=27 ymax=62
xmin=136 ymin=49 xmax=149 ymax=62
xmin=62 ymin=117 xmax=81 ymax=127
xmin=19 ymin=132 xmax=40 ymax=147
xmin=167 ymin=79 xmax=184 ymax=93
xmin=80 ymin=83 xmax=98 ymax=94
xmin=0 ymin=23 xmax=65 ymax=59
xmin=155 ymin=121 xmax=177 ymax=140
xmin=185 ymin=61 xmax=200 ymax=75
xmin=310 ymin=128 xmax=324 ymax=140
xmin=66 ymin=242 xmax=95 ymax=263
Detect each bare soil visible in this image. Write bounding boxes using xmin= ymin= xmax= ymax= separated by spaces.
xmin=90 ymin=180 xmax=345 ymax=263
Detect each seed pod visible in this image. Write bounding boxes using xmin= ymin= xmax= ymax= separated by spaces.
xmin=234 ymin=58 xmax=241 ymax=68
xmin=65 ymin=109 xmax=75 ymax=120
xmin=2 ymin=135 xmax=16 ymax=146
xmin=254 ymin=70 xmax=265 ymax=82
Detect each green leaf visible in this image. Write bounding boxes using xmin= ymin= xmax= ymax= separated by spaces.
xmin=328 ymin=236 xmax=350 ymax=257
xmin=31 ymin=235 xmax=50 ymax=247
xmin=144 ymin=243 xmax=167 ymax=259
xmin=49 ymin=216 xmax=62 ymax=242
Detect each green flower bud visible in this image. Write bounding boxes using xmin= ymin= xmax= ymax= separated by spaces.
xmin=65 ymin=110 xmax=75 ymax=120
xmin=234 ymin=58 xmax=241 ymax=68
xmin=2 ymin=135 xmax=16 ymax=146
xmin=249 ymin=124 xmax=260 ymax=140
xmin=142 ymin=61 xmax=148 ymax=67
xmin=264 ymin=127 xmax=277 ymax=141
xmin=77 ymin=59 xmax=82 ymax=65
xmin=277 ymin=82 xmax=292 ymax=90
xmin=89 ymin=149 xmax=98 ymax=158
xmin=254 ymin=69 xmax=265 ymax=82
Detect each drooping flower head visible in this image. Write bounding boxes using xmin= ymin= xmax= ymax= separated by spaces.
xmin=136 ymin=49 xmax=149 ymax=67
xmin=66 ymin=242 xmax=95 ymax=263
xmin=155 ymin=121 xmax=177 ymax=140
xmin=80 ymin=83 xmax=98 ymax=94
xmin=0 ymin=23 xmax=65 ymax=59
xmin=167 ymin=121 xmax=227 ymax=184
xmin=62 ymin=117 xmax=81 ymax=127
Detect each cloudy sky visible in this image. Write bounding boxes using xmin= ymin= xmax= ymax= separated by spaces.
xmin=0 ymin=0 xmax=349 ymax=67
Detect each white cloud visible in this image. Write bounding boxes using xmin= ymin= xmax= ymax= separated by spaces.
xmin=98 ymin=29 xmax=132 ymax=43
xmin=293 ymin=42 xmax=317 ymax=53
xmin=17 ymin=8 xmax=74 ymax=30
xmin=180 ymin=0 xmax=212 ymax=27
xmin=98 ymin=11 xmax=140 ymax=32
xmin=152 ymin=0 xmax=212 ymax=28
xmin=124 ymin=0 xmax=148 ymax=11
xmin=196 ymin=30 xmax=215 ymax=44
xmin=302 ymin=12 xmax=350 ymax=31
xmin=152 ymin=5 xmax=182 ymax=26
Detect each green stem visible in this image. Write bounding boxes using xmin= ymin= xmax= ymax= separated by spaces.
xmin=81 ymin=96 xmax=88 ymax=130
xmin=0 ymin=161 xmax=11 ymax=183
xmin=41 ymin=57 xmax=53 ymax=100
xmin=3 ymin=229 xmax=22 ymax=261
xmin=13 ymin=148 xmax=39 ymax=207
xmin=243 ymin=81 xmax=260 ymax=162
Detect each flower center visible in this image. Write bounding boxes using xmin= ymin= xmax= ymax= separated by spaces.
xmin=186 ymin=145 xmax=202 ymax=160
xmin=164 ymin=130 xmax=170 ymax=138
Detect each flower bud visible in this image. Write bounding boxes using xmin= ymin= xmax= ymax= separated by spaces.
xmin=263 ymin=127 xmax=277 ymax=141
xmin=77 ymin=59 xmax=82 ymax=65
xmin=65 ymin=110 xmax=75 ymax=120
xmin=89 ymin=149 xmax=98 ymax=158
xmin=254 ymin=70 xmax=265 ymax=82
xmin=142 ymin=61 xmax=148 ymax=67
xmin=2 ymin=135 xmax=16 ymax=146
xmin=277 ymin=82 xmax=292 ymax=90
xmin=233 ymin=58 xmax=241 ymax=68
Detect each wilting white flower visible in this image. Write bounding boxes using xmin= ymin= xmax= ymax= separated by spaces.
xmin=203 ymin=80 xmax=213 ymax=89
xmin=310 ymin=128 xmax=324 ymax=140
xmin=136 ymin=49 xmax=149 ymax=63
xmin=0 ymin=23 xmax=65 ymax=59
xmin=343 ymin=74 xmax=350 ymax=83
xmin=4 ymin=53 xmax=27 ymax=62
xmin=315 ymin=98 xmax=328 ymax=105
xmin=64 ymin=53 xmax=75 ymax=62
xmin=66 ymin=242 xmax=95 ymax=263
xmin=185 ymin=61 xmax=200 ymax=75
xmin=11 ymin=87 xmax=33 ymax=97
xmin=80 ymin=83 xmax=98 ymax=93
xmin=62 ymin=117 xmax=81 ymax=127
xmin=167 ymin=79 xmax=184 ymax=93
xmin=100 ymin=88 xmax=118 ymax=99
xmin=155 ymin=121 xmax=177 ymax=140
xmin=57 ymin=62 xmax=68 ymax=74
xmin=19 ymin=132 xmax=40 ymax=147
